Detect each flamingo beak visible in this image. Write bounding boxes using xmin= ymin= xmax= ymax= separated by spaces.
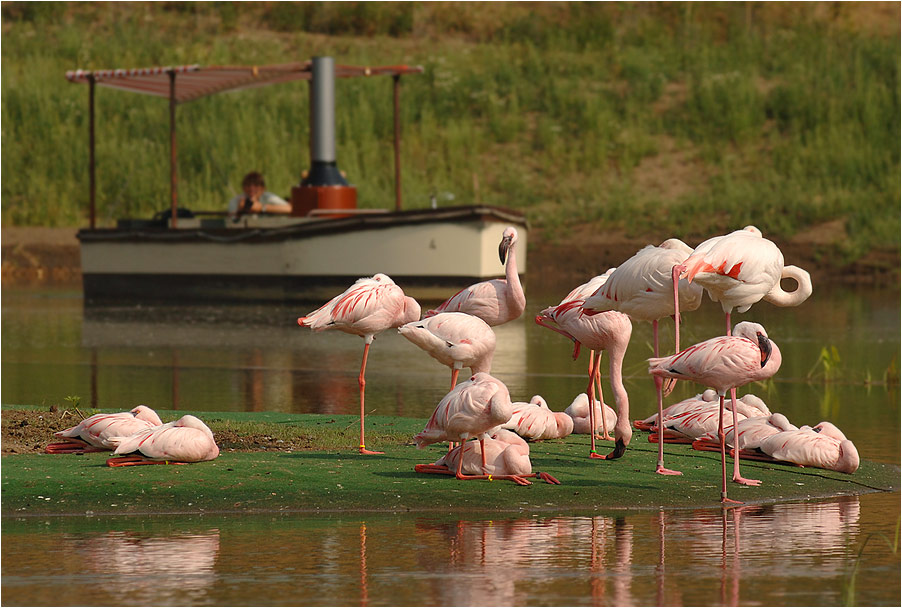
xmin=499 ymin=235 xmax=513 ymax=264
xmin=757 ymin=333 xmax=772 ymax=367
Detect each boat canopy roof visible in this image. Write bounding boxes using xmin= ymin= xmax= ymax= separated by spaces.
xmin=65 ymin=61 xmax=423 ymax=104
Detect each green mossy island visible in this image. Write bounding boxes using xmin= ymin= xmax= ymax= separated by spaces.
xmin=2 ymin=409 xmax=897 ymax=517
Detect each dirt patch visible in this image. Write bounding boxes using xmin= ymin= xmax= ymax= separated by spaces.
xmin=1 ymin=408 xmax=313 ymax=455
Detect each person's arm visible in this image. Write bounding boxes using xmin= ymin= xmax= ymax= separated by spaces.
xmin=259 ymin=192 xmax=292 ymax=215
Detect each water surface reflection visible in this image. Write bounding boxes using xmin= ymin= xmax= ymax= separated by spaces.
xmin=3 ymin=494 xmax=898 ymax=606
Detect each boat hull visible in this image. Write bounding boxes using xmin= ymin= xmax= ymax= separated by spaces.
xmin=78 ymin=205 xmax=528 ymax=303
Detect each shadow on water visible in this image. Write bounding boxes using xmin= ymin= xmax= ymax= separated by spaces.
xmin=2 ymin=494 xmax=898 ymax=606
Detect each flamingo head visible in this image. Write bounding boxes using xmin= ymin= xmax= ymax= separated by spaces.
xmin=733 ymin=322 xmax=772 ymax=367
xmin=499 ymin=227 xmax=518 ymax=264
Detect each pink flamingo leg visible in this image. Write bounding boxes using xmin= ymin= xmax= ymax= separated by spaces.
xmin=725 ymin=311 xmax=732 ymax=336
xmin=589 ymin=351 xmax=613 ymax=441
xmin=653 ymin=320 xmax=682 ymax=475
xmin=663 ymin=264 xmax=685 ymax=397
xmin=717 ymin=394 xmax=742 ymax=504
xmin=358 ymin=342 xmax=383 ymax=455
xmin=588 ymin=351 xmax=607 ymax=459
xmin=730 ymin=388 xmax=760 ymax=486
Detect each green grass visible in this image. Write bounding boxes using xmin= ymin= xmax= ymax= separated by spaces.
xmin=1 ymin=2 xmax=899 ymax=265
xmin=2 ymin=410 xmax=898 ymax=517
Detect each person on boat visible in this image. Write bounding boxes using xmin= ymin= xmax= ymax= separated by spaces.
xmin=228 ymin=171 xmax=292 ymax=217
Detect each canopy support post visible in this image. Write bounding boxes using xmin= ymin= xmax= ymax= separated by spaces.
xmin=88 ymin=75 xmax=96 ymax=230
xmin=168 ymin=70 xmax=178 ymax=228
xmin=393 ymin=74 xmax=402 ymax=211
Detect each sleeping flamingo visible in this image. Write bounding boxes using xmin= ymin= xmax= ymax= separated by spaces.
xmin=298 ymin=273 xmax=421 ymax=455
xmin=759 ymin=423 xmax=859 ymax=473
xmin=501 ymin=395 xmax=574 ymax=441
xmin=398 ymin=312 xmax=496 ymax=391
xmin=415 ymin=429 xmax=560 ymax=485
xmin=676 ymin=226 xmax=813 ymax=336
xmin=583 ymin=239 xmax=704 ymax=475
xmin=425 ymin=226 xmax=525 ymax=326
xmin=46 ymin=405 xmax=164 ymax=453
xmin=413 ymin=372 xmax=515 ymax=480
xmin=106 ymin=414 xmax=219 ymax=466
xmin=564 ymin=393 xmax=617 ymax=437
xmin=694 ymin=413 xmax=797 ymax=455
xmin=648 ymin=321 xmax=782 ymax=503
xmin=536 ymin=286 xmax=633 ymax=460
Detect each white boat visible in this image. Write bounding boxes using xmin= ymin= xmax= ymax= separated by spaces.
xmin=68 ymin=57 xmax=527 ymax=303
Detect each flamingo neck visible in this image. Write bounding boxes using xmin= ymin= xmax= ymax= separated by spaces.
xmin=505 ymin=244 xmax=526 ymax=315
xmin=762 ymin=265 xmax=813 ymax=307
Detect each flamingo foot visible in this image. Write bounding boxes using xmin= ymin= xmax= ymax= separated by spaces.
xmin=414 ymin=463 xmax=454 ymax=475
xmin=589 ymin=450 xmax=607 ymax=459
xmin=655 ymin=465 xmax=683 ymax=476
xmin=359 ymin=447 xmax=384 ymax=455
xmin=721 ymin=496 xmax=744 ymax=505
xmin=661 ymin=377 xmax=678 ymax=397
xmin=732 ymin=475 xmax=761 ymax=487
xmin=106 ymin=456 xmax=189 ymax=467
xmin=455 ymin=472 xmax=532 ymax=485
xmin=534 ymin=472 xmax=561 ymax=485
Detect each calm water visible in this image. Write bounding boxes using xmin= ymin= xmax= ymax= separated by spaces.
xmin=2 ymin=283 xmax=900 ymax=605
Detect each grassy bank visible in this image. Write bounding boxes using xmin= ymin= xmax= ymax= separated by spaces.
xmin=2 ymin=409 xmax=898 ymax=517
xmin=1 ymin=2 xmax=899 ymax=266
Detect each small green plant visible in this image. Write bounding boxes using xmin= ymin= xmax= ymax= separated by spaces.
xmin=63 ymin=395 xmax=81 ymax=409
xmin=843 ymin=519 xmax=900 ymax=606
xmin=807 ymin=345 xmax=842 ymax=383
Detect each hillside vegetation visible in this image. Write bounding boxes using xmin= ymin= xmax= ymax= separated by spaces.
xmin=1 ymin=2 xmax=899 ymax=265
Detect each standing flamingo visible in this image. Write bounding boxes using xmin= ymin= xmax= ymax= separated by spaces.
xmin=298 ymin=273 xmax=421 ymax=455
xmin=677 ymin=226 xmax=813 ymax=337
xmin=648 ymin=321 xmax=782 ymax=503
xmin=413 ymin=372 xmax=516 ymax=480
xmin=398 ymin=312 xmax=496 ymax=390
xmin=106 ymin=414 xmax=219 ymax=465
xmin=425 ymin=226 xmax=525 ymax=326
xmin=46 ymin=405 xmax=164 ymax=453
xmin=583 ymin=239 xmax=704 ymax=475
xmin=536 ymin=288 xmax=632 ymax=460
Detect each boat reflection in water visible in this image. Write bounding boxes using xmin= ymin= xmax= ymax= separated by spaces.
xmin=79 ymin=307 xmax=528 ymax=416
xmin=3 ymin=496 xmax=885 ymax=606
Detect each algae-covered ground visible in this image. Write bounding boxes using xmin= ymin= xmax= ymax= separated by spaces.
xmin=2 ymin=408 xmax=897 ymax=517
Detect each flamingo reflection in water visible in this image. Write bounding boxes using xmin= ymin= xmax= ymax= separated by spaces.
xmin=78 ymin=530 xmax=220 ymax=605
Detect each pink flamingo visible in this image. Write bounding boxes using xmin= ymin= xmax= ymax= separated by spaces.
xmin=695 ymin=413 xmax=797 ymax=455
xmin=106 ymin=414 xmax=219 ymax=466
xmin=398 ymin=312 xmax=496 ymax=390
xmin=564 ymin=393 xmax=617 ymax=437
xmin=415 ymin=428 xmax=560 ymax=485
xmin=648 ymin=321 xmax=782 ymax=503
xmin=298 ymin=273 xmax=421 ymax=455
xmin=414 ymin=372 xmax=516 ymax=480
xmin=759 ymin=422 xmax=859 ymax=473
xmin=501 ymin=395 xmax=574 ymax=440
xmin=536 ymin=286 xmax=633 ymax=460
xmin=46 ymin=405 xmax=164 ymax=453
xmin=425 ymin=226 xmax=525 ymax=326
xmin=677 ymin=226 xmax=813 ymax=336
xmin=639 ymin=391 xmax=772 ymax=441
xmin=583 ymin=239 xmax=704 ymax=475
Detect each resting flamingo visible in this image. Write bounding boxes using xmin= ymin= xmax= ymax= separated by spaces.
xmin=564 ymin=393 xmax=617 ymax=437
xmin=46 ymin=405 xmax=164 ymax=453
xmin=398 ymin=312 xmax=496 ymax=391
xmin=648 ymin=321 xmax=782 ymax=503
xmin=425 ymin=226 xmax=525 ymax=326
xmin=583 ymin=239 xmax=704 ymax=475
xmin=676 ymin=226 xmax=812 ymax=337
xmin=106 ymin=415 xmax=219 ymax=466
xmin=501 ymin=395 xmax=574 ymax=441
xmin=415 ymin=429 xmax=560 ymax=485
xmin=695 ymin=413 xmax=797 ymax=454
xmin=298 ymin=273 xmax=421 ymax=455
xmin=413 ymin=372 xmax=515 ymax=480
xmin=759 ymin=423 xmax=859 ymax=473
xmin=536 ymin=286 xmax=633 ymax=460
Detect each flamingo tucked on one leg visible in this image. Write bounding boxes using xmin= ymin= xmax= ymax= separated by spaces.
xmin=46 ymin=405 xmax=164 ymax=454
xmin=298 ymin=273 xmax=421 ymax=455
xmin=413 ymin=372 xmax=516 ymax=481
xmin=583 ymin=239 xmax=704 ymax=475
xmin=648 ymin=322 xmax=782 ymax=503
xmin=398 ymin=312 xmax=496 ymax=391
xmin=536 ymin=278 xmax=633 ymax=460
xmin=425 ymin=226 xmax=525 ymax=327
xmin=106 ymin=415 xmax=219 ymax=466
